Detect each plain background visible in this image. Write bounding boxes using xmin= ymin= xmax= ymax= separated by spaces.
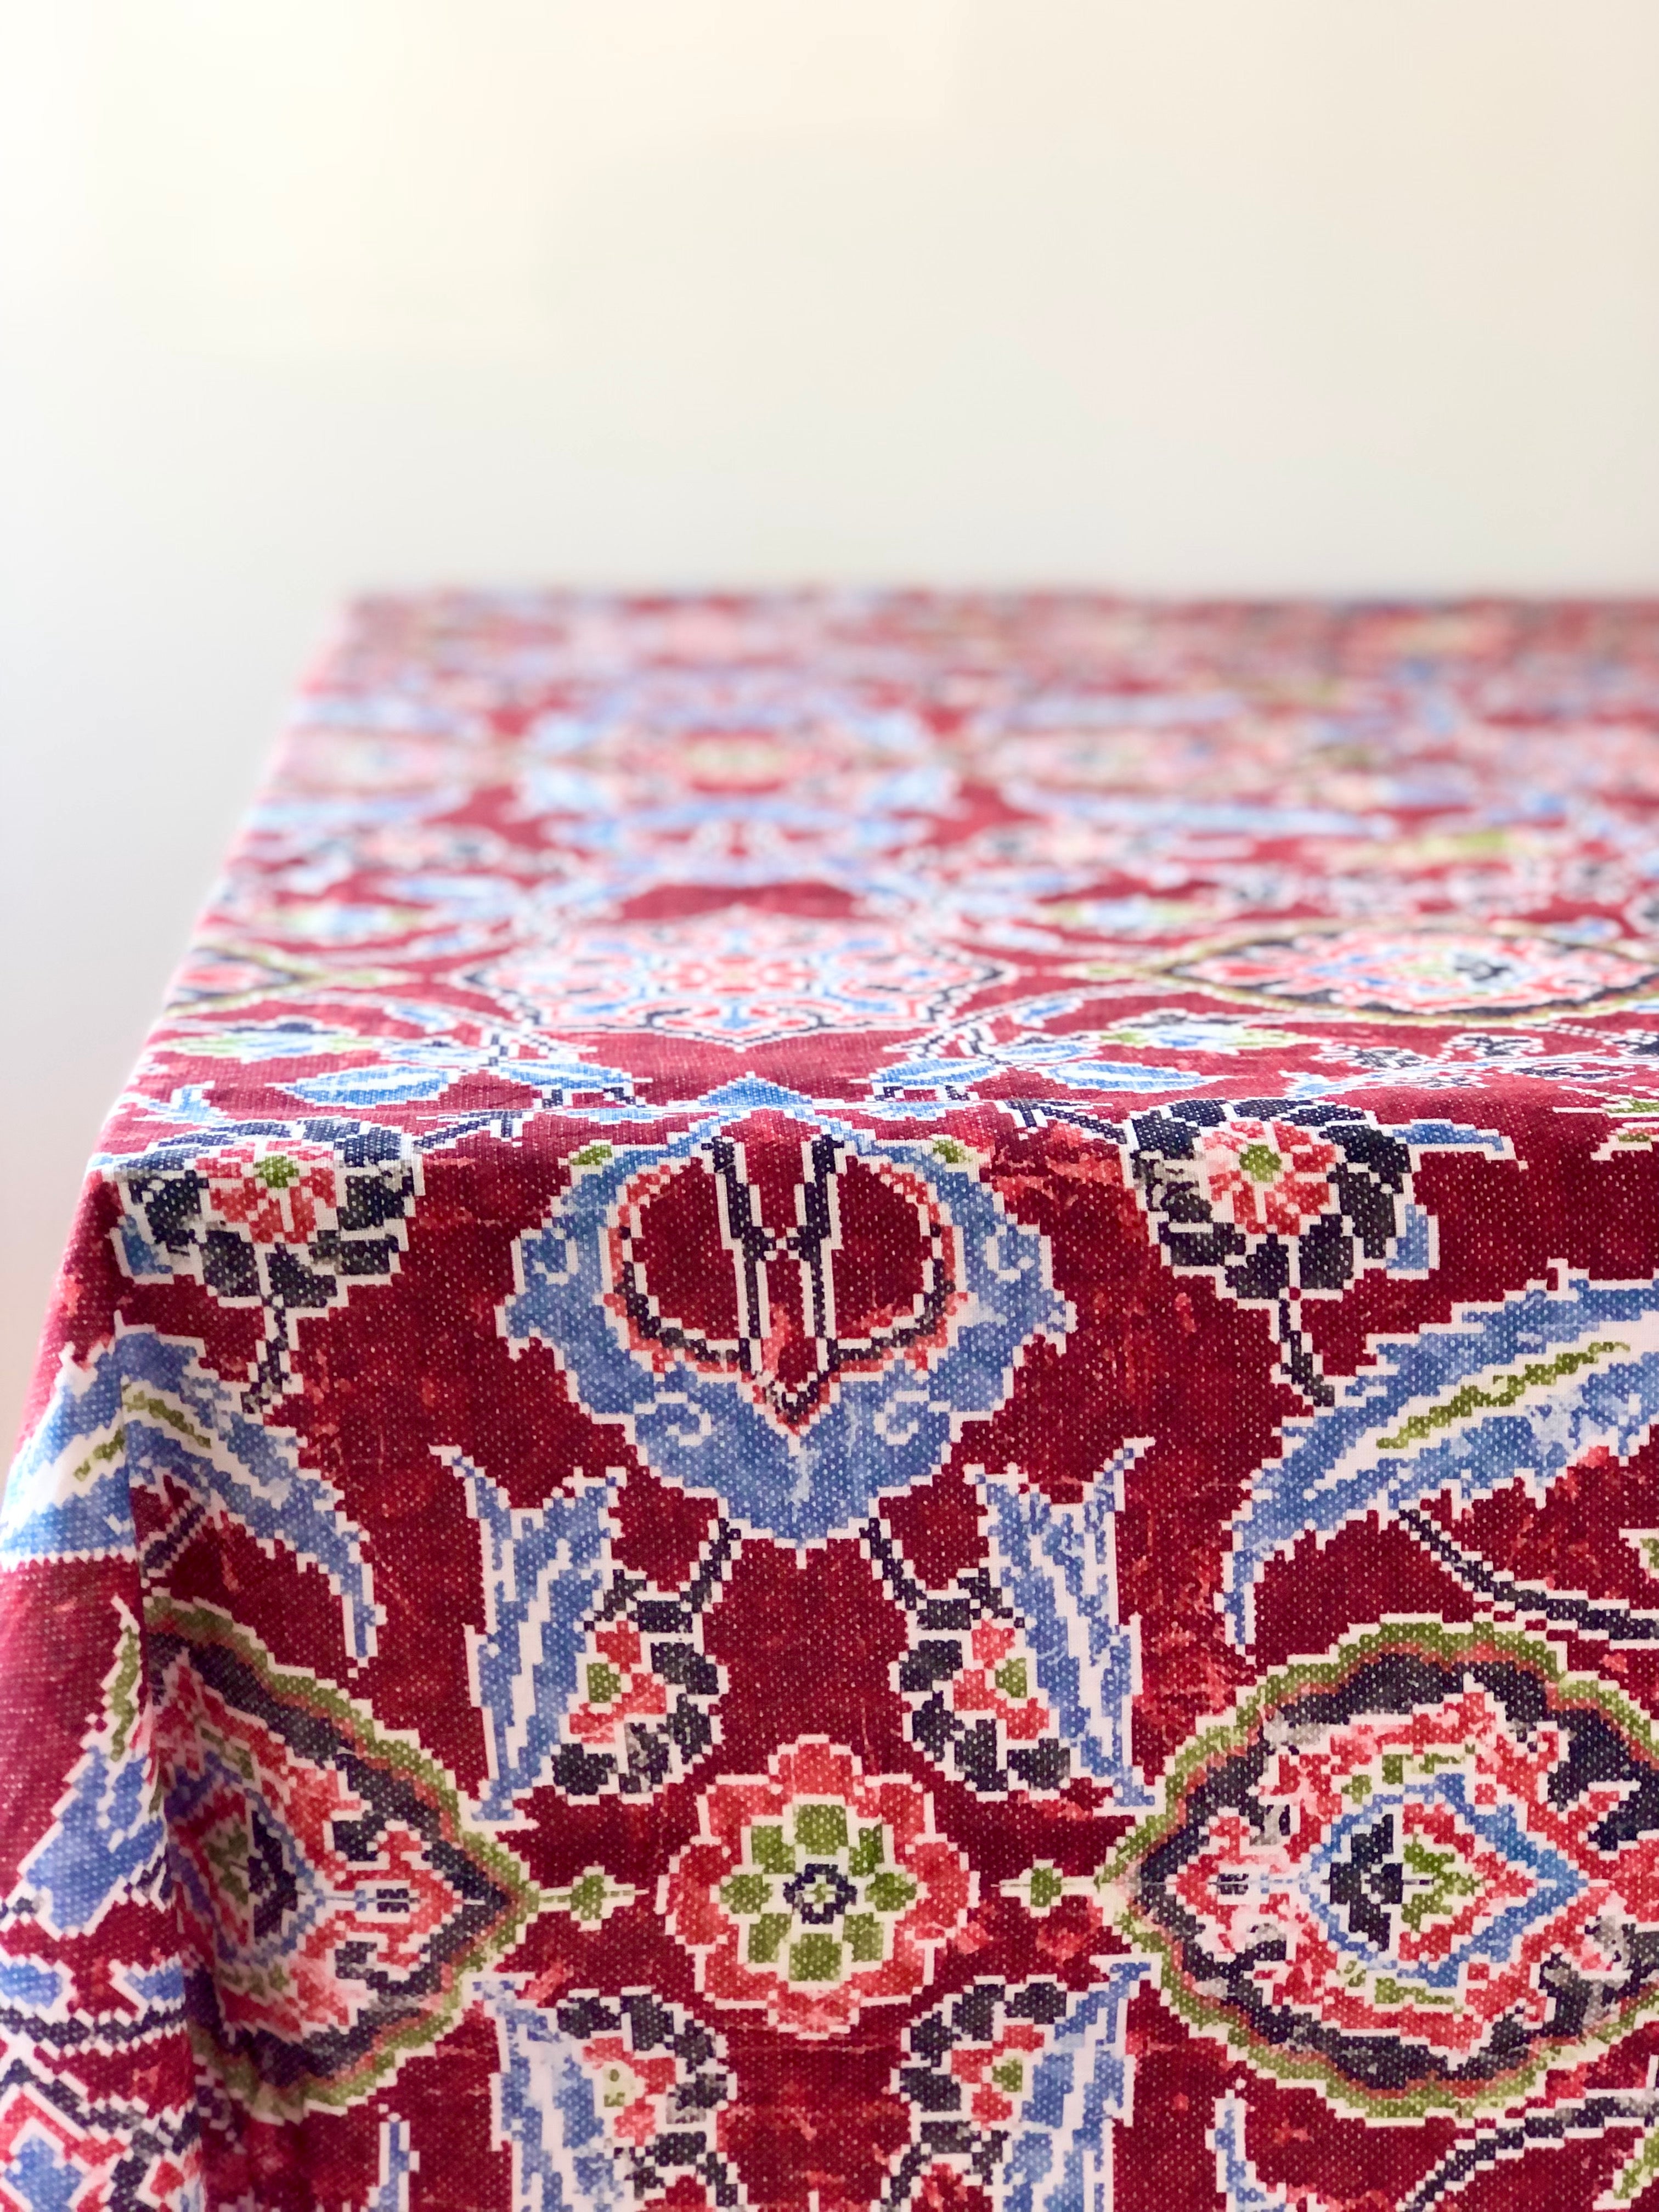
xmin=5 ymin=1 xmax=1659 ymax=1452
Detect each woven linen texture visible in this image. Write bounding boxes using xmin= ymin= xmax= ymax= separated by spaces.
xmin=12 ymin=593 xmax=1659 ymax=2210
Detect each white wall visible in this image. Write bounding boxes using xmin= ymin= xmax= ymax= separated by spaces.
xmin=5 ymin=0 xmax=1659 ymax=1447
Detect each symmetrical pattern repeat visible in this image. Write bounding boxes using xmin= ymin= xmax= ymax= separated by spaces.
xmin=10 ymin=592 xmax=1659 ymax=2209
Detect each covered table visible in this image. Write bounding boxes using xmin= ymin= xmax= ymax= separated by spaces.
xmin=11 ymin=592 xmax=1659 ymax=2212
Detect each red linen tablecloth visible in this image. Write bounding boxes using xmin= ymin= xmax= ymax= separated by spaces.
xmin=12 ymin=593 xmax=1659 ymax=2211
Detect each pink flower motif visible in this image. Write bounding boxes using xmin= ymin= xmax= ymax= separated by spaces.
xmin=1156 ymin=1680 xmax=1659 ymax=2068
xmin=565 ymin=1622 xmax=670 ymax=1751
xmin=198 ymin=1139 xmax=343 ymax=1249
xmin=575 ymin=2035 xmax=680 ymax=2147
xmin=662 ymin=1737 xmax=974 ymax=2038
xmin=947 ymin=2017 xmax=1048 ymax=2123
xmin=949 ymin=1623 xmax=1051 ymax=1744
xmin=1196 ymin=1118 xmax=1339 ymax=1238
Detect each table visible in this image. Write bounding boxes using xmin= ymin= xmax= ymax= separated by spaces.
xmin=8 ymin=593 xmax=1659 ymax=2211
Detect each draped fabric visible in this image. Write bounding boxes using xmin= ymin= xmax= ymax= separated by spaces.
xmin=10 ymin=592 xmax=1659 ymax=2210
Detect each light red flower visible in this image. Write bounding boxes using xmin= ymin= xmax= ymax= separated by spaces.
xmin=565 ymin=1621 xmax=671 ymax=1751
xmin=662 ymin=1737 xmax=974 ymax=2038
xmin=948 ymin=1622 xmax=1051 ymax=1744
xmin=1196 ymin=1118 xmax=1339 ymax=1238
xmin=948 ymin=2017 xmax=1047 ymax=2123
xmin=575 ymin=2035 xmax=680 ymax=2148
xmin=199 ymin=1139 xmax=342 ymax=1249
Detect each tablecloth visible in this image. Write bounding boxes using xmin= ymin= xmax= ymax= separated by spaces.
xmin=12 ymin=592 xmax=1659 ymax=2211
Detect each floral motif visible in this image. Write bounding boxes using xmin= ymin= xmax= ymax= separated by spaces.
xmin=503 ymin=1086 xmax=1070 ymax=1544
xmin=566 ymin=1621 xmax=680 ymax=1758
xmin=114 ymin=1126 xmax=420 ymax=1405
xmin=477 ymin=912 xmax=997 ymax=1044
xmin=511 ymin=659 xmax=958 ymax=899
xmin=579 ymin=2027 xmax=678 ymax=2147
xmin=201 ymin=1139 xmax=341 ymax=1243
xmin=905 ymin=1616 xmax=1062 ymax=1796
xmin=662 ymin=1737 xmax=974 ymax=2037
xmin=552 ymin=1990 xmax=738 ymax=2203
xmin=872 ymin=1518 xmax=1073 ymax=1797
xmin=1192 ymin=1117 xmax=1340 ymax=1238
xmin=481 ymin=1980 xmax=742 ymax=2212
xmin=1125 ymin=1099 xmax=1417 ymax=1404
xmin=1105 ymin=1621 xmax=1659 ymax=2118
xmin=549 ymin=1571 xmax=726 ymax=1801
xmin=1176 ymin=928 xmax=1657 ymax=1017
xmin=947 ymin=1623 xmax=1053 ymax=1758
xmin=944 ymin=2010 xmax=1050 ymax=2126
xmin=890 ymin=1977 xmax=1075 ymax=2204
xmin=458 ymin=1451 xmax=734 ymax=1821
xmin=887 ymin=1970 xmax=1146 ymax=2212
xmin=147 ymin=1599 xmax=539 ymax=2118
xmin=600 ymin=1136 xmax=964 ymax=1440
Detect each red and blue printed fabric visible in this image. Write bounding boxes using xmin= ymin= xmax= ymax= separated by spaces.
xmin=14 ymin=594 xmax=1659 ymax=2211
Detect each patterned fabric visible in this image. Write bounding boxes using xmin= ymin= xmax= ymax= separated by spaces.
xmin=14 ymin=592 xmax=1659 ymax=2210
